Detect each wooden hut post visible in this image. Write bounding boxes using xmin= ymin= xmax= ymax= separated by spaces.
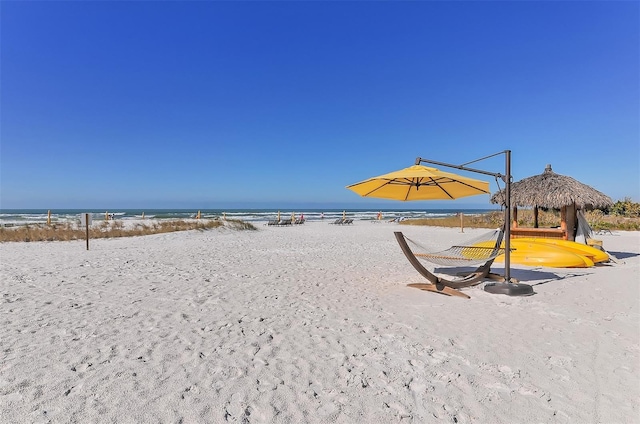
xmin=533 ymin=206 xmax=539 ymax=228
xmin=566 ymin=202 xmax=576 ymax=241
xmin=512 ymin=206 xmax=518 ymax=228
xmin=560 ymin=206 xmax=568 ymax=240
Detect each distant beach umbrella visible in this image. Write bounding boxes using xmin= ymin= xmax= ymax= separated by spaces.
xmin=347 ymin=164 xmax=490 ymax=201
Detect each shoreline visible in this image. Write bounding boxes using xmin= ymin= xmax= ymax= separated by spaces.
xmin=0 ymin=208 xmax=499 ymax=228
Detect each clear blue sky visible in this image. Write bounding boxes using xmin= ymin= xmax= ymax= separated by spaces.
xmin=1 ymin=1 xmax=638 ymax=210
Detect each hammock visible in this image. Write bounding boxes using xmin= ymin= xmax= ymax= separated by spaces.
xmin=403 ymin=229 xmax=505 ymax=266
xmin=394 ymin=228 xmax=507 ymax=297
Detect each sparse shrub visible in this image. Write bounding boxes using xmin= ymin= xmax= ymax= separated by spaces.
xmin=0 ymin=219 xmax=249 ymax=242
xmin=514 ymin=209 xmax=561 ymax=228
xmin=609 ymin=197 xmax=640 ymax=217
xmin=401 ymin=207 xmax=640 ymax=231
xmin=402 ymin=211 xmax=505 ymax=228
xmin=224 ymin=218 xmax=258 ymax=231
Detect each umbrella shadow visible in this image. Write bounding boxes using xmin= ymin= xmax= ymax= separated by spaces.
xmin=509 ymin=269 xmax=592 ymax=286
xmin=433 ymin=266 xmax=490 ymax=277
xmin=434 ymin=266 xmax=590 ymax=287
xmin=606 ymin=251 xmax=638 ymax=260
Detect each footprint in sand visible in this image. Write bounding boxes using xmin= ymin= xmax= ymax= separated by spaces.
xmin=546 ymin=355 xmax=573 ymax=368
xmin=70 ymin=362 xmax=93 ymax=372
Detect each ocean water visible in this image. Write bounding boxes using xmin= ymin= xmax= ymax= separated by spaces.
xmin=0 ymin=208 xmax=499 ymax=227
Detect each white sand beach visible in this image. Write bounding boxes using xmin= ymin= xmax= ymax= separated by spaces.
xmin=1 ymin=221 xmax=638 ymax=423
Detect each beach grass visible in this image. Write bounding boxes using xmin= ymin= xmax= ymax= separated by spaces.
xmin=401 ymin=211 xmax=505 ymax=228
xmin=0 ymin=219 xmax=256 ymax=242
xmin=401 ymin=209 xmax=640 ymax=231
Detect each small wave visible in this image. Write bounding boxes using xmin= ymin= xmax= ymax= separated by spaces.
xmin=0 ymin=208 xmax=497 ymax=226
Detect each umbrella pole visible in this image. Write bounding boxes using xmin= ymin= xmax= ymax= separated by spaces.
xmin=505 ymin=150 xmax=511 ymax=282
xmin=485 ymin=150 xmax=533 ymax=295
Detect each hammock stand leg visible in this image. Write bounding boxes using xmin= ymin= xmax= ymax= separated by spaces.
xmin=407 ymin=283 xmax=471 ymax=299
xmin=394 ymin=231 xmax=500 ymax=297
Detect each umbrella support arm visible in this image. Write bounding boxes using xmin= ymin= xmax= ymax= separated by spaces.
xmin=415 ymin=151 xmax=531 ymax=296
xmin=415 ymin=153 xmax=506 ymax=181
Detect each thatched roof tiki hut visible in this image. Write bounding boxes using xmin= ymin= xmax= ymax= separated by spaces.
xmin=491 ymin=164 xmax=613 ymax=241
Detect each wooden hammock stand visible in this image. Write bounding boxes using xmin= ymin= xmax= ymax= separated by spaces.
xmin=394 ymin=231 xmax=511 ymax=299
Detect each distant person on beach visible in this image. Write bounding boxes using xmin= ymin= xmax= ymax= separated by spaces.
xmin=321 ymin=212 xmax=324 ymax=219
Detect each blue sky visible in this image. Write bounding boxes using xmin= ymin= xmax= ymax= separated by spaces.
xmin=1 ymin=1 xmax=638 ymax=210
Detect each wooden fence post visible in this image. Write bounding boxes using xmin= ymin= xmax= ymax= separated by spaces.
xmin=85 ymin=213 xmax=90 ymax=250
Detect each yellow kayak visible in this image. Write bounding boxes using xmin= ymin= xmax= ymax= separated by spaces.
xmin=515 ymin=238 xmax=609 ymax=263
xmin=474 ymin=240 xmax=595 ymax=268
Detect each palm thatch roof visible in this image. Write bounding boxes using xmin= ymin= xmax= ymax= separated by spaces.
xmin=491 ymin=164 xmax=613 ymax=210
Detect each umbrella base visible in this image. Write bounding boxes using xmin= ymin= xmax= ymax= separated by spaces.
xmin=483 ymin=282 xmax=535 ymax=296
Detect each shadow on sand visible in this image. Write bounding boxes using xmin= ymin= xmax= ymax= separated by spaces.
xmin=510 ymin=269 xmax=592 ymax=287
xmin=606 ymin=250 xmax=638 ymax=260
xmin=432 ymin=266 xmax=592 ymax=289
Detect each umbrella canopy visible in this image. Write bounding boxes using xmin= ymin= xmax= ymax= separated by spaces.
xmin=491 ymin=164 xmax=613 ymax=209
xmin=347 ymin=164 xmax=490 ymax=201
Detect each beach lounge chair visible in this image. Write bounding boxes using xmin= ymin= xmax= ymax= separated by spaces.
xmin=332 ymin=218 xmax=345 ymax=225
xmin=394 ymin=228 xmax=507 ymax=298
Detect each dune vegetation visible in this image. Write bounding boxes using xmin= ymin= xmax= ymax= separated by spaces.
xmin=402 ymin=199 xmax=640 ymax=231
xmin=0 ymin=219 xmax=256 ymax=243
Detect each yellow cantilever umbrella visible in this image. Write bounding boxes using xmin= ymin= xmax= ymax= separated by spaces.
xmin=346 ymin=164 xmax=490 ymax=201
